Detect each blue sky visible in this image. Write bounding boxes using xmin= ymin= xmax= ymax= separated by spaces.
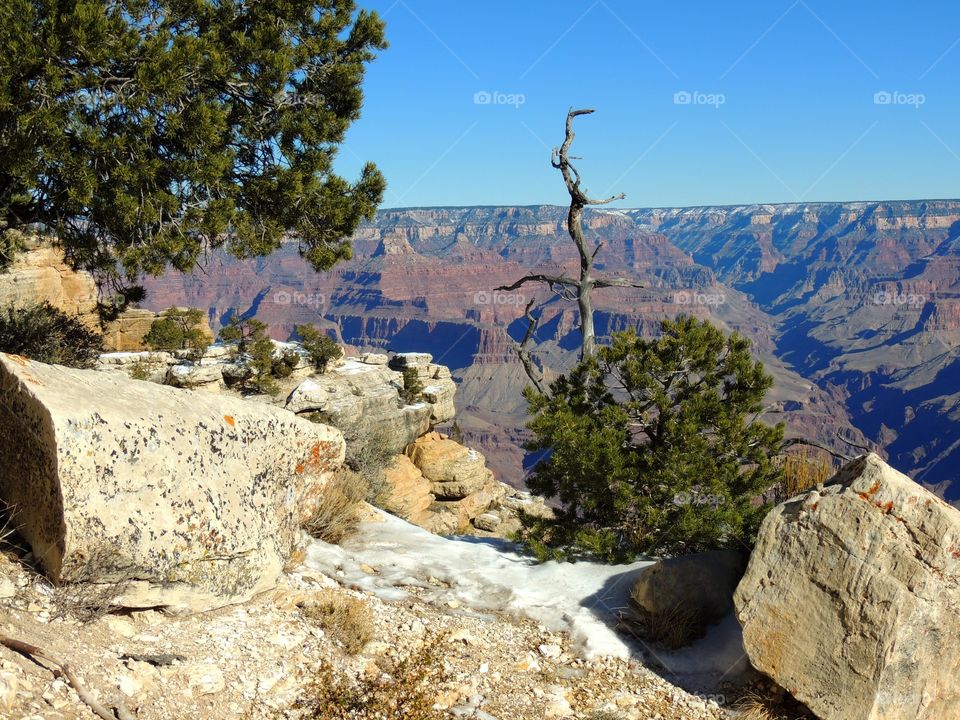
xmin=336 ymin=1 xmax=960 ymax=209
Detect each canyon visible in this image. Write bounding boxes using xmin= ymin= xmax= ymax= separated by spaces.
xmin=141 ymin=200 xmax=960 ymax=499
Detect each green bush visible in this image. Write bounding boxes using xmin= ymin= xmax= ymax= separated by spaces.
xmin=219 ymin=315 xmax=286 ymax=394
xmin=144 ymin=308 xmax=210 ymax=359
xmin=0 ymin=231 xmax=25 ymax=271
xmin=296 ymin=323 xmax=343 ymax=372
xmin=271 ymin=349 xmax=301 ymax=379
xmin=520 ymin=316 xmax=785 ymax=561
xmin=400 ymin=367 xmax=424 ymax=404
xmin=0 ymin=303 xmax=102 ymax=368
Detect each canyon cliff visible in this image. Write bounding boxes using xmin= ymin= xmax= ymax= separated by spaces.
xmin=140 ymin=201 xmax=960 ymax=498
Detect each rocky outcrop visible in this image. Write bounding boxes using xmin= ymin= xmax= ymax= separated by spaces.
xmin=389 ymin=353 xmax=456 ymax=424
xmin=0 ymin=353 xmax=345 ymax=613
xmin=380 ymin=454 xmax=434 ymax=526
xmin=285 ymin=358 xmax=434 ymax=453
xmin=101 ymin=307 xmax=214 ymax=352
xmin=400 ymin=432 xmax=505 ymax=534
xmin=380 ymin=435 xmax=549 ymax=538
xmin=735 ymin=454 xmax=960 ymax=720
xmin=0 ymin=240 xmax=97 ymax=324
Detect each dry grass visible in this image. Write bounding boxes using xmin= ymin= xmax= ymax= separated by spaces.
xmin=49 ymin=580 xmax=120 ymax=623
xmin=625 ymin=598 xmax=705 ymax=650
xmin=299 ymin=590 xmax=374 ymax=655
xmin=293 ymin=633 xmax=449 ymax=719
xmin=733 ymin=689 xmax=816 ymax=720
xmin=775 ymin=449 xmax=835 ymax=502
xmin=302 ymin=469 xmax=369 ymax=544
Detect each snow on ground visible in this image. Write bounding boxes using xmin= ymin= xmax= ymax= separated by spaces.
xmin=305 ymin=509 xmax=748 ymax=679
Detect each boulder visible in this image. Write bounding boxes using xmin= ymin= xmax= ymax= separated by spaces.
xmin=164 ymin=362 xmax=224 ymax=390
xmin=389 ymin=352 xmax=433 ymax=369
xmin=432 ymin=473 xmax=507 ymax=532
xmin=285 ymin=360 xmax=433 ymax=453
xmin=0 ymin=353 xmax=344 ymax=613
xmin=735 ymin=454 xmax=960 ymax=720
xmin=360 ymin=353 xmax=389 ymax=365
xmin=101 ymin=306 xmax=214 ymax=353
xmin=380 ymin=454 xmax=434 ymax=524
xmin=631 ymin=550 xmax=746 ymax=625
xmin=405 ymin=433 xmax=489 ymax=498
xmin=388 ymin=354 xmax=456 ymax=423
xmin=0 ymin=241 xmax=97 ymax=326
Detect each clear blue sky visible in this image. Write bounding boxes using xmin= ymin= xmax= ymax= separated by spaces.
xmin=336 ymin=1 xmax=960 ymax=209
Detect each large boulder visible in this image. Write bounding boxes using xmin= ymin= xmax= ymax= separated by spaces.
xmin=631 ymin=550 xmax=746 ymax=625
xmin=735 ymin=454 xmax=960 ymax=720
xmin=0 ymin=240 xmax=97 ymax=325
xmin=405 ymin=432 xmax=490 ymax=499
xmin=0 ymin=353 xmax=344 ymax=613
xmin=380 ymin=454 xmax=434 ymax=525
xmin=285 ymin=359 xmax=433 ymax=453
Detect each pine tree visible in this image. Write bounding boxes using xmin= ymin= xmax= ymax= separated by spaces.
xmin=0 ymin=1 xmax=386 ymax=298
xmin=521 ymin=316 xmax=785 ymax=561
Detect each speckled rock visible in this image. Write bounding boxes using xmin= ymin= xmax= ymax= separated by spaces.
xmin=0 ymin=353 xmax=345 ymax=613
xmin=285 ymin=359 xmax=433 ymax=453
xmin=735 ymin=453 xmax=960 ymax=720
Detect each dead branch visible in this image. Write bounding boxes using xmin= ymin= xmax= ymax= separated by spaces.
xmin=515 ymin=299 xmax=547 ymax=396
xmin=0 ymin=634 xmax=135 ymax=720
xmin=779 ymin=437 xmax=853 ymax=464
xmin=495 ymin=274 xmax=578 ymax=292
xmin=498 ymin=107 xmax=644 ymax=387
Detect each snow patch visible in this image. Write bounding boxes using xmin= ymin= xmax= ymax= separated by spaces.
xmin=305 ymin=509 xmax=746 ymax=678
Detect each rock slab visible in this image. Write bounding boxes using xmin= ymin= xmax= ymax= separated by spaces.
xmin=735 ymin=453 xmax=960 ymax=720
xmin=0 ymin=353 xmax=344 ymax=612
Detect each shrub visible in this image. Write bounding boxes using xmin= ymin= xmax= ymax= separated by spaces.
xmin=271 ymin=349 xmax=301 ymax=379
xmin=299 ymin=591 xmax=374 ymax=654
xmin=625 ymin=598 xmax=704 ymax=650
xmin=341 ymin=424 xmax=396 ymax=506
xmin=144 ymin=307 xmax=210 ymax=359
xmin=292 ymin=634 xmax=449 ymax=720
xmin=219 ymin=316 xmax=280 ymax=395
xmin=400 ymin=367 xmax=424 ymax=405
xmin=520 ymin=317 xmax=785 ymax=561
xmin=129 ymin=362 xmax=151 ymax=381
xmin=0 ymin=231 xmax=25 ymax=270
xmin=296 ymin=323 xmax=343 ymax=372
xmin=302 ymin=470 xmax=369 ymax=544
xmin=774 ymin=449 xmax=834 ymax=503
xmin=0 ymin=303 xmax=102 ymax=368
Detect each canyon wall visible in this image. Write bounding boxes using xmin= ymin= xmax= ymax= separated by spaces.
xmin=140 ymin=201 xmax=960 ymax=495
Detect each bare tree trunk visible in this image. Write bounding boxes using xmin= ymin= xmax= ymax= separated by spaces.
xmin=498 ymin=108 xmax=642 ymax=385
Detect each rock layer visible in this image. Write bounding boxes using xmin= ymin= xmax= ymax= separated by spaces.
xmin=0 ymin=353 xmax=344 ymax=612
xmin=735 ymin=453 xmax=960 ymax=720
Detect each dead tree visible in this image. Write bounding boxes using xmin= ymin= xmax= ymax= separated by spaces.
xmin=498 ymin=108 xmax=643 ymax=393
